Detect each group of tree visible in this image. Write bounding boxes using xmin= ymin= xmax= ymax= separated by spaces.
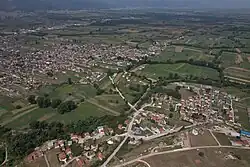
xmin=57 ymin=100 xmax=77 ymax=114
xmin=94 ymin=83 xmax=105 ymax=95
xmin=27 ymin=95 xmax=77 ymax=114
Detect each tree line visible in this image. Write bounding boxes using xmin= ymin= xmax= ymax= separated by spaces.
xmin=27 ymin=95 xmax=77 ymax=114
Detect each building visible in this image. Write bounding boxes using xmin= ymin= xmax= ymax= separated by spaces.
xmin=65 ymin=147 xmax=72 ymax=155
xmin=240 ymin=130 xmax=250 ymax=137
xmin=76 ymin=158 xmax=84 ymax=167
xmin=58 ymin=152 xmax=67 ymax=163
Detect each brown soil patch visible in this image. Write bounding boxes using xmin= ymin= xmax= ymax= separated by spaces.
xmin=247 ymin=57 xmax=250 ymax=63
xmin=236 ymin=48 xmax=241 ymax=54
xmin=38 ymin=113 xmax=56 ymax=121
xmin=235 ymin=54 xmax=243 ymax=64
xmin=175 ymin=46 xmax=184 ymax=53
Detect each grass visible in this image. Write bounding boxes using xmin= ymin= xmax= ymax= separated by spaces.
xmin=235 ymin=106 xmax=250 ymax=131
xmin=6 ymin=108 xmax=53 ymax=129
xmin=47 ymin=102 xmax=109 ymax=124
xmin=94 ymin=94 xmax=126 ymax=111
xmin=37 ymin=84 xmax=97 ymax=101
xmin=5 ymin=100 xmax=114 ymax=129
xmin=221 ymin=52 xmax=237 ymax=68
xmin=141 ymin=63 xmax=219 ymax=80
xmin=152 ymin=47 xmax=202 ymax=62
xmin=213 ymin=132 xmax=231 ymax=146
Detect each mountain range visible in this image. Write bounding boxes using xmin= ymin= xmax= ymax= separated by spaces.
xmin=1 ymin=0 xmax=250 ymax=11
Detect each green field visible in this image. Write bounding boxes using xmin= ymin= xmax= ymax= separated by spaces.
xmin=37 ymin=84 xmax=97 ymax=101
xmin=235 ymin=106 xmax=250 ymax=131
xmin=221 ymin=52 xmax=236 ymax=68
xmin=140 ymin=63 xmax=219 ymax=80
xmin=5 ymin=101 xmax=114 ymax=128
xmin=152 ymin=47 xmax=202 ymax=62
xmin=94 ymin=95 xmax=127 ymax=111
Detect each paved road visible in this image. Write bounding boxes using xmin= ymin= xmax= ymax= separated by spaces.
xmin=114 ymin=145 xmax=250 ymax=167
xmin=101 ymin=76 xmax=148 ymax=167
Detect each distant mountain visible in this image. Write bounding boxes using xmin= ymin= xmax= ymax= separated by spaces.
xmin=1 ymin=0 xmax=250 ymax=11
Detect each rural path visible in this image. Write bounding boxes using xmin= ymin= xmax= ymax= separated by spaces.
xmin=87 ymin=99 xmax=120 ymax=116
xmin=240 ymin=97 xmax=250 ymax=102
xmin=1 ymin=106 xmax=38 ymax=126
xmin=114 ymin=145 xmax=250 ymax=167
xmin=44 ymin=154 xmax=50 ymax=167
xmin=209 ymin=130 xmax=221 ymax=146
xmin=183 ymin=47 xmax=202 ymax=53
xmin=224 ymin=75 xmax=250 ymax=83
xmin=137 ymin=159 xmax=151 ymax=167
xmin=224 ymin=66 xmax=250 ymax=72
xmin=0 ymin=146 xmax=7 ymax=166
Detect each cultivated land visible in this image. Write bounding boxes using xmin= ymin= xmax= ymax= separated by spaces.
xmin=135 ymin=148 xmax=250 ymax=167
xmin=140 ymin=63 xmax=220 ymax=80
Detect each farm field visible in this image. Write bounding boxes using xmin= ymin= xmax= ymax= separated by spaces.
xmin=36 ymin=84 xmax=97 ymax=101
xmin=152 ymin=46 xmax=202 ymax=62
xmin=136 ymin=148 xmax=250 ymax=167
xmin=139 ymin=63 xmax=219 ymax=80
xmin=224 ymin=67 xmax=250 ymax=81
xmin=213 ymin=132 xmax=232 ymax=146
xmin=221 ymin=52 xmax=237 ymax=68
xmin=4 ymin=100 xmax=116 ymax=129
xmin=234 ymin=106 xmax=250 ymax=131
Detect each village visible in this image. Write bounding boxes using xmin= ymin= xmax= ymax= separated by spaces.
xmin=0 ymin=34 xmax=162 ymax=98
xmin=22 ymin=80 xmax=250 ymax=167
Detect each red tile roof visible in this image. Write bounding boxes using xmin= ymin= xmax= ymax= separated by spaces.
xmin=59 ymin=152 xmax=67 ymax=160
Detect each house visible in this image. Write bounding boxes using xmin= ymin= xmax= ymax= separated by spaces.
xmin=58 ymin=152 xmax=67 ymax=163
xmin=68 ymin=141 xmax=73 ymax=146
xmin=65 ymin=147 xmax=72 ymax=155
xmin=71 ymin=134 xmax=79 ymax=142
xmin=97 ymin=126 xmax=105 ymax=136
xmin=118 ymin=124 xmax=123 ymax=130
xmin=55 ymin=143 xmax=60 ymax=149
xmin=84 ymin=151 xmax=95 ymax=160
xmin=47 ymin=141 xmax=54 ymax=150
xmin=76 ymin=158 xmax=84 ymax=167
xmin=27 ymin=150 xmax=43 ymax=162
xmin=58 ymin=140 xmax=65 ymax=147
xmin=240 ymin=130 xmax=250 ymax=137
xmin=78 ymin=137 xmax=85 ymax=144
xmin=97 ymin=152 xmax=104 ymax=161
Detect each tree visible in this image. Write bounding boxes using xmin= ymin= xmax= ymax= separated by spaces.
xmin=37 ymin=96 xmax=45 ymax=108
xmin=15 ymin=105 xmax=22 ymax=109
xmin=68 ymin=78 xmax=72 ymax=85
xmin=198 ymin=152 xmax=204 ymax=157
xmin=37 ymin=97 xmax=51 ymax=108
xmin=57 ymin=101 xmax=77 ymax=114
xmin=169 ymin=113 xmax=173 ymax=118
xmin=27 ymin=95 xmax=36 ymax=104
xmin=51 ymin=99 xmax=62 ymax=108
